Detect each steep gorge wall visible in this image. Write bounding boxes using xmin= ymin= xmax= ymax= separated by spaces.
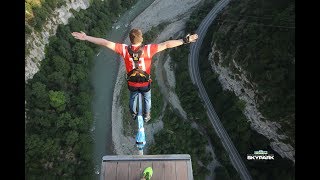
xmin=25 ymin=0 xmax=90 ymax=82
xmin=208 ymin=44 xmax=295 ymax=163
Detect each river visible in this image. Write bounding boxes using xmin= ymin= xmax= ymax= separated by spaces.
xmin=90 ymin=0 xmax=155 ymax=177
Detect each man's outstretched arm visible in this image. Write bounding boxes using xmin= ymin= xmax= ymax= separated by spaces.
xmin=71 ymin=31 xmax=116 ymax=52
xmin=157 ymin=34 xmax=198 ymax=53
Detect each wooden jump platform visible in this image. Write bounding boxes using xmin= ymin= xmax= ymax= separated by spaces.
xmin=100 ymin=154 xmax=193 ymax=180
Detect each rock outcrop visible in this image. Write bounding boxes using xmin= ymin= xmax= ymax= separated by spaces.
xmin=25 ymin=0 xmax=90 ymax=82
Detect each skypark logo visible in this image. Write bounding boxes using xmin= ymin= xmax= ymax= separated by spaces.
xmin=247 ymin=150 xmax=274 ymax=160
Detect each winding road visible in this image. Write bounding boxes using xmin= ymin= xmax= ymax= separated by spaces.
xmin=188 ymin=0 xmax=252 ymax=179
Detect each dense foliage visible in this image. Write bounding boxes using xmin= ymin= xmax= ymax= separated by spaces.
xmin=148 ymin=107 xmax=213 ymax=180
xmin=25 ymin=0 xmax=137 ymax=178
xmin=211 ymin=0 xmax=295 ymax=145
xmin=170 ymin=44 xmax=240 ymax=179
xmin=199 ymin=25 xmax=295 ymax=179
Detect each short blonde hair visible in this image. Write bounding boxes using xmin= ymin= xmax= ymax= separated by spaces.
xmin=129 ymin=28 xmax=143 ymax=44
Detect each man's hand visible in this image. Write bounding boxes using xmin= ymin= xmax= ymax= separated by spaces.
xmin=188 ymin=34 xmax=198 ymax=43
xmin=183 ymin=33 xmax=199 ymax=43
xmin=71 ymin=31 xmax=87 ymax=40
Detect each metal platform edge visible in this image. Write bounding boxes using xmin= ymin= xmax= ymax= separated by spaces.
xmin=102 ymin=154 xmax=191 ymax=161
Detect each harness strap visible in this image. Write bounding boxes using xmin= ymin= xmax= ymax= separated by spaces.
xmin=128 ymin=45 xmax=144 ymax=68
xmin=126 ymin=69 xmax=150 ymax=82
xmin=126 ymin=44 xmax=151 ymax=83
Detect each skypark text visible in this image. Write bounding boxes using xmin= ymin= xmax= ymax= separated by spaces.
xmin=247 ymin=155 xmax=274 ymax=160
xmin=247 ymin=150 xmax=274 ymax=160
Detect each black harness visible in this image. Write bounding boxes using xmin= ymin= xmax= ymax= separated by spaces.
xmin=126 ymin=45 xmax=150 ymax=83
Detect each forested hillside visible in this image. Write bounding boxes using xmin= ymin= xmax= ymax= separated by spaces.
xmin=170 ymin=0 xmax=295 ymax=179
xmin=202 ymin=0 xmax=295 ymax=179
xmin=211 ymin=0 xmax=295 ymax=145
xmin=25 ymin=0 xmax=137 ymax=178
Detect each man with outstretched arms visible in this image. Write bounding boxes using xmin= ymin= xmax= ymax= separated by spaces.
xmin=72 ymin=29 xmax=198 ymax=122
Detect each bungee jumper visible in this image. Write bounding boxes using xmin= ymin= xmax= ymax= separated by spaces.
xmin=71 ymin=29 xmax=198 ymax=123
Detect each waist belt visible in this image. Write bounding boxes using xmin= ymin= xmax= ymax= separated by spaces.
xmin=126 ymin=68 xmax=150 ymax=82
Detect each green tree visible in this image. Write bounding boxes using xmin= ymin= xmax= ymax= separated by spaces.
xmin=69 ymin=64 xmax=88 ymax=84
xmin=109 ymin=0 xmax=122 ymax=14
xmin=65 ymin=130 xmax=79 ymax=146
xmin=69 ymin=18 xmax=86 ymax=33
xmin=47 ymin=71 xmax=66 ymax=89
xmin=25 ymin=134 xmax=45 ymax=174
xmin=30 ymin=82 xmax=49 ymax=109
xmin=121 ymin=0 xmax=136 ymax=8
xmin=56 ymin=112 xmax=72 ymax=129
xmin=48 ymin=90 xmax=67 ymax=111
xmin=71 ymin=43 xmax=93 ymax=65
xmin=52 ymin=55 xmax=70 ymax=76
xmin=43 ymin=138 xmax=60 ymax=160
xmin=58 ymin=39 xmax=73 ymax=60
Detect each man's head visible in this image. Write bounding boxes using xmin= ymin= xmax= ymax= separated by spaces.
xmin=129 ymin=28 xmax=143 ymax=44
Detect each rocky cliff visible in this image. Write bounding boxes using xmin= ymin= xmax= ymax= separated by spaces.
xmin=208 ymin=43 xmax=295 ymax=163
xmin=25 ymin=0 xmax=90 ymax=82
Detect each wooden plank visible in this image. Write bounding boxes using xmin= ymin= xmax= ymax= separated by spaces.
xmin=105 ymin=162 xmax=117 ymax=180
xmin=164 ymin=161 xmax=176 ymax=180
xmin=151 ymin=161 xmax=165 ymax=180
xmin=175 ymin=160 xmax=188 ymax=180
xmin=117 ymin=162 xmax=129 ymax=180
xmin=128 ymin=161 xmax=141 ymax=180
